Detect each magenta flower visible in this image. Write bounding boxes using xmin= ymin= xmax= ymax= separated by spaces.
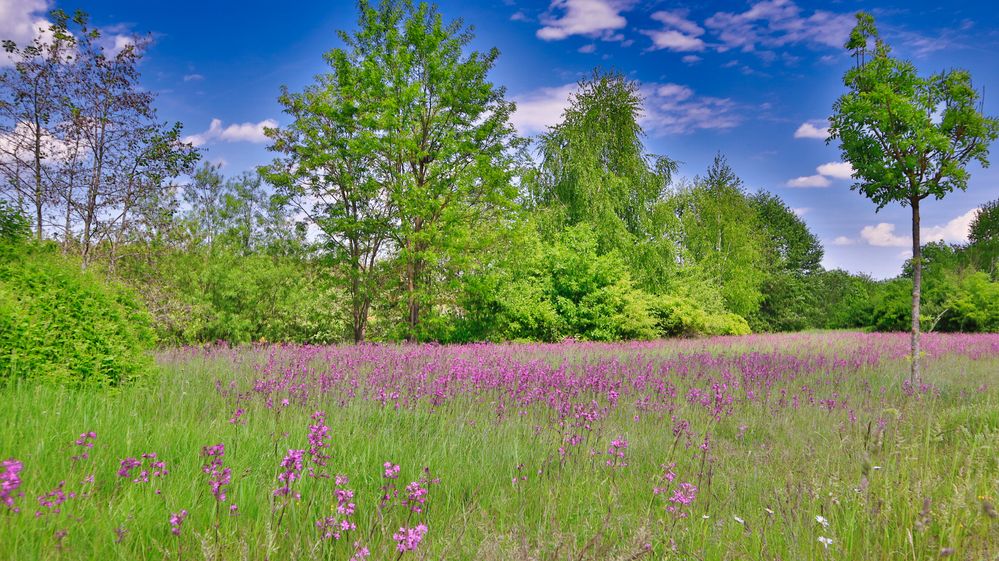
xmin=0 ymin=459 xmax=23 ymax=513
xmin=201 ymin=443 xmax=231 ymax=503
xmin=71 ymin=432 xmax=97 ymax=462
xmin=274 ymin=449 xmax=305 ymax=498
xmin=228 ymin=408 xmax=246 ymax=425
xmin=392 ymin=524 xmax=428 ymax=553
xmin=383 ymin=462 xmax=400 ymax=480
xmin=307 ymin=411 xmax=331 ymax=475
xmin=169 ymin=509 xmax=188 ymax=536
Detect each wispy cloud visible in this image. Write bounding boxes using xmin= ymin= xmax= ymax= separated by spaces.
xmin=704 ymin=0 xmax=855 ymax=53
xmin=641 ymin=82 xmax=741 ymax=135
xmin=183 ymin=73 xmax=204 ymax=82
xmin=641 ymin=10 xmax=706 ymax=52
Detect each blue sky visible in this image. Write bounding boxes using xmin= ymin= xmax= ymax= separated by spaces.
xmin=4 ymin=0 xmax=997 ymax=278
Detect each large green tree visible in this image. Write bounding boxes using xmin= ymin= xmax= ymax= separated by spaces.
xmin=829 ymin=12 xmax=998 ymax=379
xmin=279 ymin=0 xmax=521 ymax=342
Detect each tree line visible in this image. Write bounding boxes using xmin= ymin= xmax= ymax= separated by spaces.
xmin=1 ymin=2 xmax=997 ymax=346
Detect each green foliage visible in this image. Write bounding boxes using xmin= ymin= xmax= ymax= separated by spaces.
xmin=671 ymin=157 xmax=765 ymax=318
xmin=0 ymin=243 xmax=154 ymax=388
xmin=830 ymin=14 xmax=999 ymax=212
xmin=449 ymin=224 xmax=659 ymax=342
xmin=0 ymin=201 xmax=30 ymax=242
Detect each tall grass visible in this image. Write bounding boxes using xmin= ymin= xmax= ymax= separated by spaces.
xmin=1 ymin=332 xmax=997 ymax=560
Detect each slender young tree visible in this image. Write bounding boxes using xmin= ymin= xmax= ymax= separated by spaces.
xmin=829 ymin=12 xmax=998 ymax=380
xmin=0 ymin=10 xmax=75 ymax=239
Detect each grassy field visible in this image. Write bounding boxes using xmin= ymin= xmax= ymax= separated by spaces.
xmin=1 ymin=332 xmax=998 ymax=560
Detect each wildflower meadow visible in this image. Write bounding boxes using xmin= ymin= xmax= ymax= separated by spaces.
xmin=2 ymin=332 xmax=998 ymax=560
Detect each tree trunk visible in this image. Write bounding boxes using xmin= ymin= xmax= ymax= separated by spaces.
xmin=34 ymin=119 xmax=44 ymax=241
xmin=910 ymin=198 xmax=921 ymax=381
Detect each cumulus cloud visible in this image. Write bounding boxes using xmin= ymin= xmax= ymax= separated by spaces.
xmin=816 ymin=161 xmax=854 ymax=179
xmin=792 ymin=207 xmax=811 ymax=217
xmin=855 ymin=210 xmax=980 ymax=248
xmin=860 ymin=223 xmax=910 ymax=247
xmin=922 ymin=208 xmax=980 ymax=244
xmin=786 ymin=161 xmax=853 ymax=187
xmin=0 ymin=121 xmax=72 ymax=164
xmin=510 ymin=83 xmax=578 ymax=136
xmin=182 ymin=118 xmax=278 ymax=147
xmin=832 ymin=236 xmax=855 ymax=246
xmin=0 ymin=0 xmax=54 ymax=66
xmin=786 ymin=174 xmax=830 ymax=188
xmin=536 ymin=0 xmax=632 ymax=41
xmin=642 ymin=10 xmax=706 ymax=52
xmin=704 ymin=0 xmax=854 ymax=53
xmin=794 ymin=120 xmax=830 ymax=139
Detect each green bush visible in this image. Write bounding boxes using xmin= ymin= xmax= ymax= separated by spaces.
xmin=650 ymin=294 xmax=751 ymax=337
xmin=0 ymin=243 xmax=155 ymax=388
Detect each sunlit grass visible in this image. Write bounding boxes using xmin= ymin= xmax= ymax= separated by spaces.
xmin=1 ymin=333 xmax=997 ymax=560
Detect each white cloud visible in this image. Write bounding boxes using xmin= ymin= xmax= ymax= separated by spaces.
xmin=510 ymin=11 xmax=529 ymax=22
xmin=922 ymin=208 xmax=979 ymax=244
xmin=792 ymin=207 xmax=811 ymax=217
xmin=794 ymin=121 xmax=829 ymax=139
xmin=681 ymin=55 xmax=702 ymax=64
xmin=0 ymin=0 xmax=53 ymax=67
xmin=854 ymin=209 xmax=980 ymax=249
xmin=578 ymin=44 xmax=596 ymax=53
xmin=832 ymin=236 xmax=854 ymax=246
xmin=182 ymin=118 xmax=278 ymax=147
xmin=0 ymin=121 xmax=72 ymax=164
xmin=183 ymin=73 xmax=204 ymax=82
xmin=641 ymin=83 xmax=741 ymax=135
xmin=816 ymin=161 xmax=854 ymax=179
xmin=536 ymin=0 xmax=632 ymax=41
xmin=705 ymin=0 xmax=854 ymax=53
xmin=642 ymin=10 xmax=706 ymax=52
xmin=655 ymin=83 xmax=693 ymax=101
xmin=510 ymin=83 xmax=578 ymax=136
xmin=861 ymin=223 xmax=909 ymax=247
xmin=786 ymin=174 xmax=830 ymax=188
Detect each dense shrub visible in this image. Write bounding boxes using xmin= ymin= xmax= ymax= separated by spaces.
xmin=0 ymin=243 xmax=155 ymax=388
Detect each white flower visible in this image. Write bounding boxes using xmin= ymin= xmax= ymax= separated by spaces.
xmin=701 ymin=514 xmax=710 ymax=519
xmin=872 ymin=465 xmax=882 ymax=471
xmin=816 ymin=515 xmax=829 ymax=528
xmin=733 ymin=515 xmax=745 ymax=525
xmin=818 ymin=536 xmax=833 ymax=549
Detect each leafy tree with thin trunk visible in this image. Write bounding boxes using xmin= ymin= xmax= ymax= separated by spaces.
xmin=829 ymin=12 xmax=998 ymax=380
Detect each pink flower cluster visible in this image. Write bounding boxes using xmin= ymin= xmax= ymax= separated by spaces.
xmin=201 ymin=443 xmax=232 ymax=504
xmin=393 ymin=523 xmax=428 ymax=553
xmin=1 ymin=459 xmax=23 ymax=513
